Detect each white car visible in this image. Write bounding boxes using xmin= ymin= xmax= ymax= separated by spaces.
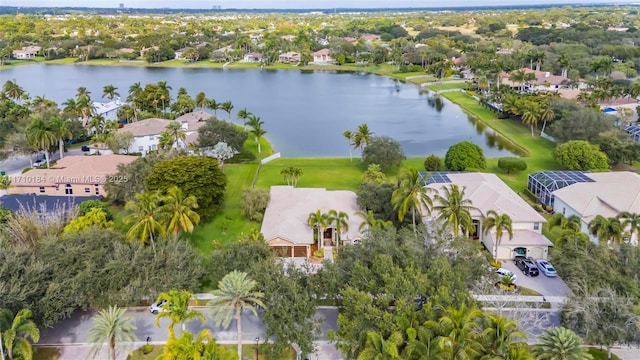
xmin=496 ymin=268 xmax=517 ymax=282
xmin=33 ymin=159 xmax=44 ymax=167
xmin=149 ymin=299 xmax=168 ymax=314
xmin=535 ymin=259 xmax=558 ymax=277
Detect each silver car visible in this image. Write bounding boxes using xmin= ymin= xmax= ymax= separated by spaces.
xmin=496 ymin=268 xmax=517 ymax=282
xmin=535 ymin=259 xmax=558 ymax=277
xmin=149 ymin=299 xmax=168 ymax=314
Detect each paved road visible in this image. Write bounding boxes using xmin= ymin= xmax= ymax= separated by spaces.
xmin=0 ymin=150 xmax=85 ymax=177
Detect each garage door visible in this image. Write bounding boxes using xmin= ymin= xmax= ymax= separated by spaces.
xmin=293 ymin=246 xmax=307 ymax=258
xmin=528 ymin=247 xmax=544 ymax=260
xmin=497 ymin=247 xmax=512 ymax=260
xmin=271 ymin=246 xmax=292 ymax=257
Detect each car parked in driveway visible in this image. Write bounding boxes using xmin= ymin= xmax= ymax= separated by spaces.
xmin=149 ymin=299 xmax=168 ymax=314
xmin=81 ymin=145 xmax=90 ymax=152
xmin=535 ymin=259 xmax=558 ymax=277
xmin=496 ymin=268 xmax=517 ymax=282
xmin=515 ymin=257 xmax=539 ymax=277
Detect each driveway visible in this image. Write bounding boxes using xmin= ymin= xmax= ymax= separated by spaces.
xmin=502 ymin=261 xmax=572 ymax=297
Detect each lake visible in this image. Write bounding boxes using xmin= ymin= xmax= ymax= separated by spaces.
xmin=3 ymin=64 xmax=519 ymax=158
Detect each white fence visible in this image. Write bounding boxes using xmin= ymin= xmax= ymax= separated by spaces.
xmin=260 ymin=152 xmax=281 ymax=165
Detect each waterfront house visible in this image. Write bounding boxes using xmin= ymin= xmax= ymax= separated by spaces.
xmin=312 ymin=49 xmax=334 ymax=65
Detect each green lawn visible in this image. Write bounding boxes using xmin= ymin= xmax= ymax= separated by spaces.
xmin=0 ymin=56 xmax=45 ymax=70
xmin=588 ymin=347 xmax=621 ymax=360
xmin=426 ymin=82 xmax=467 ymax=92
xmin=439 ymin=91 xmax=561 ymax=191
xmin=255 ymin=158 xmax=367 ymax=191
xmin=128 ymin=344 xmax=296 ymax=359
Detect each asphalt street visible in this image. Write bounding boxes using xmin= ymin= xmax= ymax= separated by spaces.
xmin=0 ymin=150 xmax=85 ymax=177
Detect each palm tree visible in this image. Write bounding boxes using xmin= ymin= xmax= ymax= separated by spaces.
xmin=357 ymin=331 xmax=403 ymax=360
xmin=161 ymin=329 xmax=216 ymax=359
xmin=618 ymin=211 xmax=640 ymax=244
xmin=0 ymin=175 xmax=10 ymax=196
xmin=220 ymin=100 xmax=234 ymax=120
xmin=353 ymin=123 xmax=373 ymax=152
xmin=62 ymin=98 xmax=80 ymax=119
xmin=532 ymin=327 xmax=593 ymax=360
xmin=588 ymin=215 xmax=624 ymax=245
xmin=558 ymin=54 xmax=571 ymax=78
xmin=87 ymin=306 xmax=137 ymax=360
xmin=343 ymin=130 xmax=354 ymax=162
xmin=128 ymin=82 xmax=143 ymax=121
xmin=26 ymin=116 xmax=56 ymax=169
xmin=157 ymin=80 xmax=172 ymax=112
xmin=76 ymin=94 xmax=94 ymax=126
xmin=124 ymin=191 xmax=166 ymax=253
xmin=158 ymin=131 xmax=174 ymax=152
xmin=164 ymin=121 xmax=186 ymax=148
xmin=308 ymin=209 xmax=330 ymax=248
xmin=427 ymin=306 xmax=484 ymax=360
xmin=154 ymin=290 xmax=205 ymax=338
xmin=195 ymin=92 xmax=208 ymax=111
xmin=249 ymin=121 xmax=267 ymax=154
xmin=2 ymin=80 xmax=25 ymax=102
xmin=480 ymin=313 xmax=527 ymax=358
xmin=539 ymin=102 xmax=556 ymax=135
xmin=548 ymin=213 xmax=582 ymax=233
xmin=521 ymin=102 xmax=540 ymax=137
xmin=433 ymin=184 xmax=476 ymax=237
xmin=157 ymin=186 xmax=200 ymax=237
xmin=630 ymin=80 xmax=640 ymax=99
xmin=208 ymin=271 xmax=265 ymax=359
xmin=102 ymin=84 xmax=120 ymax=100
xmin=237 ymin=108 xmax=252 ymax=126
xmin=0 ymin=308 xmax=40 ymax=360
xmin=355 ymin=210 xmax=393 ymax=233
xmin=328 ymin=209 xmax=349 ymax=248
xmin=483 ymin=210 xmax=513 ymax=261
xmin=207 ymin=99 xmax=220 ymax=117
xmin=48 ymin=116 xmax=72 ymax=159
xmin=392 ymin=167 xmax=434 ymax=234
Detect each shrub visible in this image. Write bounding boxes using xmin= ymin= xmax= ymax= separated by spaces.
xmin=314 ymin=248 xmax=325 ymax=258
xmin=554 ymin=140 xmax=609 ymax=171
xmin=226 ymin=150 xmax=256 ymax=164
xmin=445 ymin=141 xmax=486 ymax=171
xmin=423 ymin=154 xmax=441 ymax=171
xmin=363 ymin=164 xmax=387 ymax=183
xmin=241 ymin=188 xmax=270 ymax=222
xmin=497 ymin=157 xmax=527 ymax=174
xmin=521 ymin=188 xmax=538 ymax=203
xmin=77 ymin=200 xmax=113 ymax=221
xmin=362 ymin=136 xmax=406 ymax=172
xmin=141 ymin=344 xmax=154 ymax=354
xmin=490 ymin=260 xmax=502 ymax=269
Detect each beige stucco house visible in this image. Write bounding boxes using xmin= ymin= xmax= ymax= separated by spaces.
xmin=260 ymin=186 xmax=364 ymax=259
xmin=424 ymin=172 xmax=552 ymax=260
xmin=8 ymin=155 xmax=138 ymax=197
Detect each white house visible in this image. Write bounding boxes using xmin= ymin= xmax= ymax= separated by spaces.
xmin=174 ymin=47 xmax=192 ymax=60
xmin=424 ymin=172 xmax=552 ymax=260
xmin=242 ymin=53 xmax=266 ymax=63
xmin=552 ymin=171 xmax=640 ymax=244
xmin=116 ymin=111 xmax=209 ymax=155
xmin=312 ymin=49 xmax=334 ymax=65
xmin=12 ymin=46 xmax=41 ymax=59
xmin=279 ymin=52 xmax=300 ymax=63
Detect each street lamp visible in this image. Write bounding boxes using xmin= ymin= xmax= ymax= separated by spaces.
xmin=255 ymin=337 xmax=260 ymax=359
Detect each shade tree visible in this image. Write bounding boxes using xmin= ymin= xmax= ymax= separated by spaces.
xmin=362 ymin=136 xmax=406 ymax=172
xmin=554 ymin=140 xmax=609 ymax=171
xmin=444 ymin=141 xmax=486 ymax=171
xmin=197 ymin=117 xmax=247 ymax=152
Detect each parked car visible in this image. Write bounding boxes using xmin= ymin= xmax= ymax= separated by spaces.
xmin=81 ymin=145 xmax=90 ymax=152
xmin=515 ymin=257 xmax=540 ymax=277
xmin=33 ymin=159 xmax=44 ymax=167
xmin=149 ymin=299 xmax=168 ymax=314
xmin=535 ymin=259 xmax=558 ymax=277
xmin=496 ymin=268 xmax=517 ymax=282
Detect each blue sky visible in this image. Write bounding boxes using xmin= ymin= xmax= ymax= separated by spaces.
xmin=4 ymin=0 xmax=640 ymax=8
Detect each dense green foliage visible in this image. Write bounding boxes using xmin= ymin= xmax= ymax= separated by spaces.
xmin=497 ymin=157 xmax=527 ymax=174
xmin=77 ymin=199 xmax=113 ymax=221
xmin=145 ymin=156 xmax=227 ymax=217
xmin=361 ymin=136 xmax=406 ymax=172
xmin=197 ymin=118 xmax=248 ymax=152
xmin=241 ymin=188 xmax=270 ymax=222
xmin=445 ymin=141 xmax=487 ymax=171
xmin=554 ymin=140 xmax=609 ymax=171
xmin=423 ymin=154 xmax=442 ymax=171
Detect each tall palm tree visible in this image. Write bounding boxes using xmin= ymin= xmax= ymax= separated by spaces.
xmin=355 ymin=210 xmax=393 ymax=233
xmin=124 ymin=191 xmax=166 ymax=253
xmin=207 ymin=99 xmax=220 ymax=117
xmin=558 ymin=54 xmax=571 ymax=78
xmin=76 ymin=94 xmax=95 ymax=126
xmin=237 ymin=108 xmax=252 ymax=126
xmin=392 ymin=167 xmax=434 ymax=234
xmin=480 ymin=313 xmax=527 ymax=358
xmin=539 ymin=102 xmax=556 ymax=135
xmin=630 ymin=80 xmax=640 ymax=99
xmin=548 ymin=213 xmax=582 ymax=233
xmin=353 ymin=123 xmax=373 ymax=152
xmin=0 ymin=308 xmax=40 ymax=360
xmin=617 ymin=211 xmax=640 ymax=244
xmin=328 ymin=209 xmax=349 ymax=248
xmin=154 ymin=290 xmax=205 ymax=338
xmin=343 ymin=130 xmax=354 ymax=162
xmin=158 ymin=131 xmax=174 ymax=152
xmin=220 ymin=100 xmax=234 ymax=120
xmin=157 ymin=80 xmax=172 ymax=112
xmin=195 ymin=92 xmax=208 ymax=111
xmin=521 ymin=102 xmax=540 ymax=137
xmin=208 ymin=271 xmax=265 ymax=359
xmin=1 ymin=80 xmax=25 ymax=102
xmin=164 ymin=121 xmax=186 ymax=148
xmin=427 ymin=306 xmax=484 ymax=360
xmin=249 ymin=121 xmax=267 ymax=154
xmin=433 ymin=184 xmax=476 ymax=237
xmin=483 ymin=210 xmax=513 ymax=261
xmin=128 ymin=82 xmax=143 ymax=121
xmin=88 ymin=306 xmax=137 ymax=360
xmin=532 ymin=327 xmax=593 ymax=360
xmin=157 ymin=186 xmax=200 ymax=237
xmin=62 ymin=98 xmax=80 ymax=119
xmin=102 ymin=84 xmax=120 ymax=100
xmin=357 ymin=331 xmax=403 ymax=360
xmin=588 ymin=215 xmax=624 ymax=245
xmin=308 ymin=209 xmax=330 ymax=248
xmin=48 ymin=116 xmax=72 ymax=160
xmin=26 ymin=116 xmax=56 ymax=169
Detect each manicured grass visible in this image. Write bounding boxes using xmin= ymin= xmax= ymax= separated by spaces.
xmin=255 ymin=158 xmax=367 ymax=191
xmin=517 ymin=286 xmax=542 ymax=296
xmin=439 ymin=91 xmax=562 ymax=191
xmin=128 ymin=344 xmax=296 ymax=359
xmin=588 ymin=347 xmax=621 ymax=360
xmin=0 ymin=56 xmax=45 ymax=70
xmin=426 ymin=82 xmax=467 ymax=92
xmin=33 ymin=347 xmax=61 ymax=360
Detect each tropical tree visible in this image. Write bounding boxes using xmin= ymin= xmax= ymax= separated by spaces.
xmin=480 ymin=313 xmax=528 ymax=359
xmin=220 ymin=101 xmax=234 ymax=120
xmin=87 ymin=306 xmax=137 ymax=360
xmin=588 ymin=215 xmax=624 ymax=245
xmin=539 ymin=102 xmax=556 ymax=135
xmin=158 ymin=131 xmax=174 ymax=152
xmin=154 ymin=290 xmax=205 ymax=338
xmin=343 ymin=130 xmax=354 ymax=162
xmin=237 ymin=108 xmax=252 ymax=126
xmin=195 ymin=92 xmax=208 ymax=111
xmin=26 ymin=115 xmax=56 ymax=168
xmin=391 ymin=167 xmax=434 ymax=234
xmin=62 ymin=98 xmax=80 ymax=119
xmin=208 ymin=99 xmax=220 ymax=117
xmin=357 ymin=331 xmax=403 ymax=360
xmin=532 ymin=327 xmax=593 ymax=360
xmin=247 ymin=116 xmax=267 ymax=154
xmin=0 ymin=308 xmax=40 ymax=360
xmin=308 ymin=210 xmax=330 ymax=247
xmin=433 ymin=184 xmax=476 ymax=237
xmin=1 ymin=80 xmax=25 ymax=102
xmin=521 ymin=102 xmax=540 ymax=137
xmin=102 ymin=85 xmax=120 ymax=100
xmin=0 ymin=175 xmax=11 ymax=196
xmin=157 ymin=186 xmax=201 ymax=237
xmin=548 ymin=213 xmax=582 ymax=233
xmin=157 ymin=80 xmax=172 ymax=112
xmin=426 ymin=306 xmax=484 ymax=360
xmin=124 ymin=191 xmax=166 ymax=252
xmin=328 ymin=209 xmax=349 ymax=248
xmin=48 ymin=116 xmax=72 ymax=159
xmin=353 ymin=123 xmax=373 ymax=152
xmin=618 ymin=211 xmax=640 ymax=244
xmin=280 ymin=166 xmax=303 ymax=187
xmin=558 ymin=54 xmax=571 ymax=78
xmin=165 ymin=121 xmax=186 ymax=148
xmin=208 ymin=271 xmax=265 ymax=359
xmin=483 ymin=210 xmax=513 ymax=261
xmin=160 ymin=329 xmax=231 ymax=360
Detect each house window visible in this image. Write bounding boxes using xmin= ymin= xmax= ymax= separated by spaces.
xmin=562 ymin=208 xmax=566 ymax=215
xmin=138 ymin=146 xmax=144 ymax=152
xmin=55 ymin=186 xmax=59 ymax=191
xmin=151 ymin=144 xmax=157 ymax=150
xmin=95 ymin=184 xmax=99 ymax=195
xmin=534 ymin=222 xmax=540 ymax=230
xmin=84 ymin=188 xmax=90 ymax=193
xmin=39 ymin=186 xmax=45 ymax=193
xmin=149 ymin=136 xmax=155 ymax=140
xmin=65 ymin=184 xmax=73 ymax=195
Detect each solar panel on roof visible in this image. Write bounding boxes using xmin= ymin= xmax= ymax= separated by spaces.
xmin=420 ymin=171 xmax=460 ymax=185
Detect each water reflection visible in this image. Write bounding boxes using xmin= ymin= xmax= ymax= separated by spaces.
xmin=426 ymin=94 xmax=445 ymax=112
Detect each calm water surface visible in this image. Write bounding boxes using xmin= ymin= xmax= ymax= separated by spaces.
xmin=3 ymin=64 xmax=519 ymax=157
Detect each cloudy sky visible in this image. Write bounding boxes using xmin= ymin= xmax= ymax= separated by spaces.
xmin=4 ymin=0 xmax=640 ymax=8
